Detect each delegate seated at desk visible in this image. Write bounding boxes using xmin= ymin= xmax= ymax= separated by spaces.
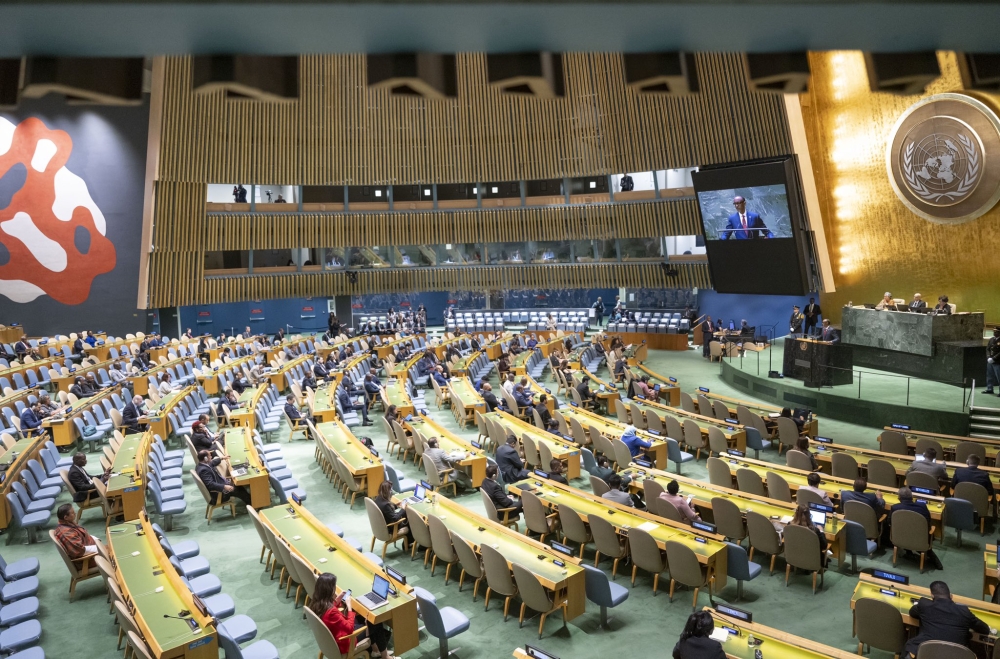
xmin=903 ymin=581 xmax=992 ymax=659
xmin=482 ymin=465 xmax=522 ymax=517
xmin=840 ymin=478 xmax=885 ymax=516
xmin=907 ymin=448 xmax=948 ymax=483
xmin=876 ymin=292 xmax=898 ymax=311
xmin=933 ymin=295 xmax=952 ymax=315
xmin=909 ymin=293 xmax=927 ymax=310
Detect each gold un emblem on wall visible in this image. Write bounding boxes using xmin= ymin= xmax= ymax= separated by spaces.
xmin=887 ymin=93 xmax=1000 ymax=224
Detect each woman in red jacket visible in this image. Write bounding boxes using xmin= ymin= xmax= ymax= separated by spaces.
xmin=309 ymin=572 xmax=394 ymax=659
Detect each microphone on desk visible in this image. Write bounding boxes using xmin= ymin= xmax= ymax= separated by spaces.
xmin=164 ymin=610 xmax=191 ymax=620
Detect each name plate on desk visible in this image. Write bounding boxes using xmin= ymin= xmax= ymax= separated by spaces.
xmin=123 ymin=486 xmax=140 ymax=493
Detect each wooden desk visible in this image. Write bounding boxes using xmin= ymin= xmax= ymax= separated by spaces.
xmin=42 ymin=386 xmax=121 ymax=448
xmin=0 ymin=327 xmax=23 ymax=344
xmin=228 ymin=384 xmax=268 ymax=429
xmin=485 ymin=334 xmax=515 ymax=361
xmin=85 ymin=338 xmax=130 ymax=362
xmin=628 ymin=465 xmax=847 ymax=567
xmin=308 ymin=382 xmax=339 ymax=423
xmin=269 ymin=354 xmax=310 ymax=391
xmin=145 ymin=387 xmax=195 ymax=439
xmin=221 ymin=427 xmax=271 ymax=508
xmin=852 ymin=573 xmax=1000 ymax=647
xmin=381 ymin=380 xmax=415 ymax=418
xmin=448 ymin=350 xmax=482 ymax=379
xmin=984 ymin=544 xmax=997 ymax=600
xmin=556 ymin=405 xmax=668 ymax=471
xmin=0 ymin=435 xmax=46 ymax=530
xmin=196 ymin=355 xmax=255 ymax=395
xmin=109 ymin=515 xmax=217 ymax=659
xmin=510 ymin=478 xmax=728 ymax=592
xmin=606 ymin=331 xmax=688 ymax=351
xmin=376 ymin=335 xmax=423 ymax=361
xmin=315 ymin=420 xmax=384 ymax=497
xmin=538 ymin=333 xmax=580 ymax=358
xmin=486 ymin=411 xmax=582 ymax=481
xmin=882 ymin=426 xmax=1000 ymax=464
xmin=632 ymin=397 xmax=748 ymax=454
xmin=259 ymin=502 xmax=419 ymax=654
xmin=51 ymin=358 xmax=117 ymax=392
xmin=511 ymin=348 xmax=535 ymax=377
xmin=694 ymin=390 xmax=819 ymax=437
xmin=708 ymin=609 xmax=860 ymax=659
xmin=629 ymin=365 xmax=681 ymax=407
xmin=405 ymin=493 xmax=585 ymax=618
xmin=448 ymin=377 xmax=485 ymax=428
xmin=524 ymin=374 xmax=556 ymax=413
xmin=106 ymin=432 xmax=149 ymax=521
xmin=404 ymin=415 xmax=487 ymax=488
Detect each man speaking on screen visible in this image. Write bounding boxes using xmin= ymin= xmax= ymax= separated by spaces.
xmin=723 ymin=195 xmax=774 ymax=240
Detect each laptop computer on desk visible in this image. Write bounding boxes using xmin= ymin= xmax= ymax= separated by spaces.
xmin=358 ymin=574 xmax=392 ymax=610
xmin=404 ymin=484 xmax=426 ymax=505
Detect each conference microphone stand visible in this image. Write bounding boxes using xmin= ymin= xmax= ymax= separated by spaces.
xmin=760 ymin=323 xmax=779 ymax=374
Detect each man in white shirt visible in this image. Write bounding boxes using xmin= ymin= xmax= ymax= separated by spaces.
xmin=798 ymin=472 xmax=834 ymax=507
xmin=502 ymin=373 xmax=516 ymax=396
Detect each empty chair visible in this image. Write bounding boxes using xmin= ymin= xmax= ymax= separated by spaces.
xmin=628 ymin=528 xmax=667 ymax=594
xmin=953 ymin=481 xmax=991 ymax=536
xmin=217 ymin=624 xmax=280 ymax=659
xmin=843 ymin=519 xmax=878 ymax=574
xmin=405 ymin=507 xmax=433 ymax=567
xmin=557 ymin=504 xmax=592 ymax=559
xmin=707 ymin=428 xmax=729 ymax=457
xmin=955 ymin=442 xmax=986 ymax=464
xmin=765 ymin=472 xmax=792 ymax=503
xmin=665 ymin=541 xmax=713 ymax=610
xmin=725 ymin=541 xmax=761 ymax=601
xmin=706 ymin=458 xmax=732 ymax=488
xmin=427 ymin=515 xmax=459 ymax=584
xmin=452 ymin=533 xmax=485 ymax=601
xmin=4 ymin=494 xmax=49 ymax=545
xmin=879 ymin=431 xmax=909 ymax=456
xmin=735 ymin=468 xmax=765 ymax=496
xmin=711 ymin=497 xmax=746 ymax=545
xmin=943 ymin=497 xmax=976 ymax=547
xmin=511 ymin=563 xmax=568 ymax=639
xmin=854 ymin=597 xmax=906 ymax=658
xmin=481 ymin=544 xmax=518 ymax=621
xmin=915 ymin=642 xmax=976 ymax=659
xmin=782 ymin=524 xmax=825 ymax=593
xmin=521 ymin=491 xmax=559 ymax=545
xmin=582 ymin=563 xmax=629 ymax=629
xmin=590 ymin=515 xmax=627 ymax=580
xmin=786 ymin=450 xmax=813 ymax=472
xmin=666 ymin=438 xmax=694 ymax=474
xmin=743 ymin=426 xmax=771 ymax=460
xmin=745 ymin=511 xmax=784 ymax=575
xmin=414 ymin=587 xmax=471 ymax=658
xmin=867 ymin=459 xmax=899 ymax=488
xmin=831 ymin=452 xmax=859 ymax=480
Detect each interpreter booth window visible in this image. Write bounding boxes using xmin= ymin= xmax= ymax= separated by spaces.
xmin=439 ymin=243 xmax=482 ymax=266
xmin=525 ymin=179 xmax=564 ymax=205
xmin=349 ymin=246 xmax=390 ymax=269
xmin=392 ymin=184 xmax=434 ymax=210
xmin=436 ymin=183 xmax=478 ymax=209
xmin=571 ymin=240 xmax=597 ymax=262
xmin=481 ymin=181 xmax=521 ymax=208
xmin=206 ymin=184 xmax=251 ymax=210
xmin=395 ymin=246 xmax=434 ymax=267
xmin=664 ymin=235 xmax=706 ymax=257
xmin=298 ymin=248 xmax=322 ymax=271
xmin=302 ymin=186 xmax=345 ymax=211
xmin=252 ymin=249 xmax=296 ymax=271
xmin=568 ymin=176 xmax=609 ymax=203
xmin=595 ymin=239 xmax=618 ymax=262
xmin=255 ymin=185 xmax=297 ymax=207
xmin=488 ymin=242 xmax=528 ymax=265
xmin=347 ymin=185 xmax=390 ymax=210
xmin=528 ymin=241 xmax=571 ymax=264
xmin=620 ymin=237 xmax=663 ymax=261
xmin=657 ymin=167 xmax=696 ymax=195
xmin=611 ymin=172 xmax=656 ymax=194
xmin=204 ymin=251 xmax=249 ymax=273
xmin=322 ymin=248 xmax=347 ymax=270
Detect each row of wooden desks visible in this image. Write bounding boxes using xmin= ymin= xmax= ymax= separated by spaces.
xmin=130 ymin=357 xmax=191 ymax=397
xmin=691 ymin=389 xmax=819 ymax=437
xmin=627 ymin=464 xmax=848 ymax=566
xmin=382 ymin=378 xmax=415 ymax=418
xmin=269 ymin=354 xmax=311 ymax=392
xmin=486 ymin=411 xmax=583 ymax=481
xmin=627 ymin=364 xmax=681 ymax=407
xmin=375 ymin=335 xmax=423 ymax=361
xmin=404 ymin=414 xmax=488 ymax=488
xmin=0 ymin=434 xmax=46 ymax=530
xmin=882 ymin=426 xmax=1000 ymax=464
xmin=510 ymin=477 xmax=728 ymax=592
xmin=196 ymin=354 xmax=256 ymax=395
xmin=220 ymin=427 xmax=272 ymax=508
xmin=227 ymin=383 xmax=269 ymax=429
xmin=449 ymin=377 xmax=485 ymax=427
xmin=258 ymin=500 xmax=420 ymax=654
xmin=145 ymin=387 xmax=195 ymax=439
xmin=555 ymin=404 xmax=668 ymax=471
xmin=403 ymin=489 xmax=586 ymax=619
xmin=630 ymin=396 xmax=748 ymax=454
xmin=106 ymin=431 xmax=151 ymax=521
xmin=42 ymin=385 xmax=123 ymax=447
xmin=315 ymin=420 xmax=385 ymax=497
xmin=109 ymin=514 xmax=218 ymax=658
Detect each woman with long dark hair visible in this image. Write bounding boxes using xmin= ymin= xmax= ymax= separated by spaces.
xmin=310 ymin=572 xmax=395 ymax=659
xmin=790 ymin=504 xmax=829 ymax=567
xmin=672 ymin=610 xmax=726 ymax=659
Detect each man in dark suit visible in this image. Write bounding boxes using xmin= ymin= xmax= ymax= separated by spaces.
xmin=903 ymin=581 xmax=991 ymax=659
xmin=803 ymin=298 xmax=822 ymax=336
xmin=284 ymin=394 xmax=304 ymax=422
xmin=19 ymin=402 xmax=45 ymax=436
xmin=723 ymin=196 xmax=773 ymax=240
xmin=301 ymin=372 xmax=318 ymax=392
xmin=534 ymin=395 xmax=552 ymax=428
xmin=576 ymin=376 xmax=597 ymax=407
xmin=952 ymin=454 xmax=995 ymax=497
xmin=909 ymin=293 xmax=927 ymax=310
xmin=482 ymin=383 xmax=503 ymax=412
xmin=68 ymin=453 xmax=108 ymax=503
xmin=195 ymin=450 xmax=251 ymax=506
xmin=69 ymin=376 xmax=95 ymax=399
xmin=701 ymin=317 xmax=715 ymax=358
xmin=121 ymin=395 xmax=147 ymax=435
xmin=313 ymin=361 xmax=332 ymax=382
xmin=496 ymin=435 xmax=529 ymax=483
xmin=840 ymin=478 xmax=885 ymax=517
xmin=363 ymin=374 xmax=382 ymax=406
xmin=481 ymin=465 xmax=521 ymax=517
xmin=513 ymin=385 xmax=534 ymax=410
xmin=619 ymin=173 xmax=634 ymax=191
xmin=819 ymin=319 xmax=840 ymax=344
xmin=338 ymin=384 xmax=372 ymax=425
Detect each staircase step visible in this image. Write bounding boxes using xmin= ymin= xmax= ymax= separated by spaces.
xmin=970 ymin=423 xmax=1000 ymax=433
xmin=970 ymin=432 xmax=1000 ymax=440
xmin=970 ymin=415 xmax=1000 ymax=423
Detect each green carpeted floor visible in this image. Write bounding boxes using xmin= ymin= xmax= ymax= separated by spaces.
xmin=12 ymin=342 xmax=991 ymax=659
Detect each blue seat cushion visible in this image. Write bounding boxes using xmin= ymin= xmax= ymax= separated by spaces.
xmin=324 ymin=521 xmax=344 ymax=538
xmin=0 ymin=597 xmax=39 ymax=626
xmin=170 ymin=540 xmax=200 ymax=559
xmin=160 ymin=499 xmax=187 ymax=516
xmin=188 ymin=574 xmax=221 ymax=598
xmin=1 ymin=559 xmax=38 ymax=581
xmin=344 ymin=536 xmax=363 ymax=552
xmin=438 ymin=606 xmax=471 ymax=637
xmin=202 ymin=593 xmax=235 ymax=619
xmin=7 ymin=646 xmax=43 ymax=659
xmin=865 ymin=540 xmax=878 ymax=555
xmin=362 ymin=552 xmax=383 ymax=568
xmin=746 ymin=562 xmax=763 ymax=580
xmin=259 ymin=444 xmax=283 ymax=455
xmin=158 ymin=477 xmax=184 ymax=490
xmin=1 ymin=578 xmax=39 ymax=603
xmin=607 ymin=580 xmax=630 ymax=607
xmin=0 ymin=619 xmax=41 ymax=652
xmin=285 ymin=488 xmax=307 ymax=501
xmin=23 ymin=500 xmax=53 ymax=515
xmin=270 ymin=469 xmax=293 ymax=482
xmin=240 ymin=640 xmax=280 ymax=659
xmin=219 ymin=614 xmax=258 ymax=644
xmin=157 ymin=467 xmax=183 ymax=480
xmin=31 ymin=487 xmax=60 ymax=500
xmin=396 ymin=478 xmax=417 ymax=493
xmin=179 ymin=556 xmax=210 ymax=578
xmin=160 ymin=488 xmax=185 ymax=502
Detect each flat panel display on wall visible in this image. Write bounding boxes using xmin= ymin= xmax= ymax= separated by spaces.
xmin=692 ymin=156 xmax=810 ymax=296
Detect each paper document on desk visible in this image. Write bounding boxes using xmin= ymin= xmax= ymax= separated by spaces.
xmin=779 ymin=515 xmax=792 ymax=524
xmin=637 ymin=521 xmax=659 ymax=532
xmin=709 ymin=628 xmax=730 ymax=643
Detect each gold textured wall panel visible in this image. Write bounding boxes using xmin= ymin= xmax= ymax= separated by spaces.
xmin=803 ymin=52 xmax=1000 ymax=323
xmin=147 ymin=52 xmax=791 ymax=307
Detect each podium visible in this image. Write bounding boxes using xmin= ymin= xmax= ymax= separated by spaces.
xmin=782 ymin=337 xmax=853 ymax=387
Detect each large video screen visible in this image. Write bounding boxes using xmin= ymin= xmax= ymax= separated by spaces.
xmin=692 ymin=158 xmax=809 ymax=296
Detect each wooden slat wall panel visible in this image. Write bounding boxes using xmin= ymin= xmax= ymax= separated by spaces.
xmin=148 ymin=51 xmax=790 ymax=307
xmin=200 ymin=199 xmax=701 ymax=252
xmin=181 ymin=263 xmax=710 ymax=307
